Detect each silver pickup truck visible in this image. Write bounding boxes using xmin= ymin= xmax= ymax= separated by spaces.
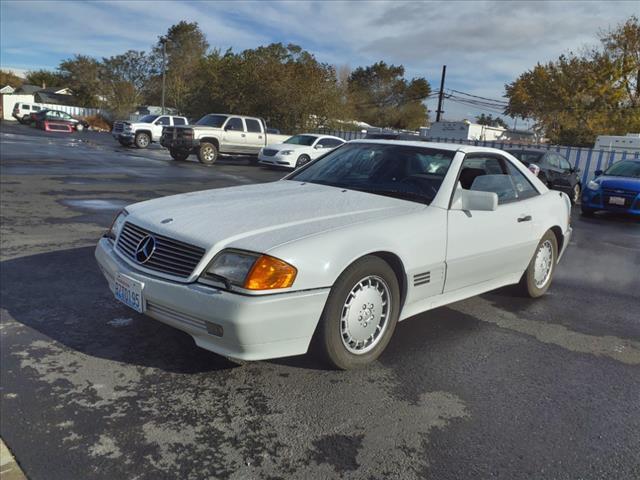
xmin=161 ymin=113 xmax=290 ymax=164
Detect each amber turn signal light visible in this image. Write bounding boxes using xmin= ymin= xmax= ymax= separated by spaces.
xmin=244 ymin=255 xmax=297 ymax=290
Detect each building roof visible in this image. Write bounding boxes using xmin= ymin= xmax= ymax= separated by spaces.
xmin=15 ymin=84 xmax=42 ymax=94
xmin=0 ymin=85 xmax=16 ymax=94
xmin=34 ymin=91 xmax=77 ymax=105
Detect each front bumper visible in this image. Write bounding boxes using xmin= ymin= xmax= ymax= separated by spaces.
xmin=95 ymin=237 xmax=330 ymax=360
xmin=160 ymin=136 xmax=199 ymax=150
xmin=258 ymin=152 xmax=296 ymax=168
xmin=581 ymin=189 xmax=640 ymax=215
xmin=113 ymin=132 xmax=134 ymax=142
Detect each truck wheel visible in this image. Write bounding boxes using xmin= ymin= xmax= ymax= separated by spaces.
xmin=518 ymin=230 xmax=558 ymax=298
xmin=134 ymin=132 xmax=150 ymax=149
xmin=316 ymin=255 xmax=400 ymax=370
xmin=198 ymin=142 xmax=218 ymax=165
xmin=170 ymin=149 xmax=190 ymax=161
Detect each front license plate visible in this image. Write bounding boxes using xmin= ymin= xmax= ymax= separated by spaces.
xmin=609 ymin=196 xmax=626 ymax=206
xmin=114 ymin=273 xmax=144 ymax=313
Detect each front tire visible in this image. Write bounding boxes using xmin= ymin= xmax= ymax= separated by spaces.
xmin=571 ymin=183 xmax=581 ymax=204
xmin=170 ymin=148 xmax=190 ymax=161
xmin=518 ymin=230 xmax=558 ymax=298
xmin=198 ymin=142 xmax=218 ymax=165
xmin=316 ymin=256 xmax=400 ymax=370
xmin=296 ymin=154 xmax=311 ymax=169
xmin=134 ymin=132 xmax=150 ymax=148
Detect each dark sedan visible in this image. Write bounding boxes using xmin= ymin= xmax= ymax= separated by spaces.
xmin=30 ymin=109 xmax=88 ymax=131
xmin=507 ymin=149 xmax=581 ymax=204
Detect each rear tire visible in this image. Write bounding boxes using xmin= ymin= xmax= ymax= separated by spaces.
xmin=518 ymin=230 xmax=558 ymax=298
xmin=316 ymin=256 xmax=400 ymax=370
xmin=198 ymin=142 xmax=218 ymax=165
xmin=170 ymin=148 xmax=189 ymax=161
xmin=134 ymin=132 xmax=150 ymax=149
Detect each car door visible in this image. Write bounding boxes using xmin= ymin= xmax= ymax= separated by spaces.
xmin=244 ymin=118 xmax=265 ymax=154
xmin=543 ymin=153 xmax=567 ymax=194
xmin=221 ymin=117 xmax=246 ymax=153
xmin=445 ymin=153 xmax=540 ymax=292
xmin=152 ymin=116 xmax=171 ymax=141
xmin=311 ymin=137 xmax=342 ymax=159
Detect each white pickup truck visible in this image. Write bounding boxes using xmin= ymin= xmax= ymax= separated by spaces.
xmin=112 ymin=114 xmax=189 ymax=148
xmin=160 ymin=113 xmax=290 ymax=164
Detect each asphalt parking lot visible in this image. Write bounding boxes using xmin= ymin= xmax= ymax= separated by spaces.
xmin=1 ymin=122 xmax=639 ymax=480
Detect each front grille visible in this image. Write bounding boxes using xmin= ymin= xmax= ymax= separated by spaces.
xmin=116 ymin=222 xmax=205 ymax=278
xmin=262 ymin=149 xmax=278 ymax=157
xmin=113 ymin=122 xmax=124 ymax=134
xmin=602 ymin=188 xmax=637 ymax=199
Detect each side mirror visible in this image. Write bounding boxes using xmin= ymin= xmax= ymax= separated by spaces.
xmin=451 ymin=188 xmax=498 ymax=212
xmin=315 ymin=144 xmax=324 ymax=149
xmin=594 ymin=169 xmax=603 ymax=177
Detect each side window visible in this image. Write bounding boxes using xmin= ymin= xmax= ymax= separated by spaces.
xmin=459 ymin=155 xmax=517 ymax=204
xmin=321 ymin=138 xmax=343 ymax=148
xmin=23 ymin=104 xmax=31 ymax=110
xmin=173 ymin=117 xmax=186 ymax=126
xmin=245 ymin=119 xmax=262 ymax=133
xmin=155 ymin=116 xmax=170 ymax=126
xmin=547 ymin=153 xmax=560 ymax=169
xmin=225 ymin=117 xmax=244 ymax=131
xmin=505 ymin=160 xmax=539 ymax=200
xmin=33 ymin=106 xmax=41 ymax=111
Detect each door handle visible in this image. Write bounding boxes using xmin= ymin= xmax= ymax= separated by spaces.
xmin=517 ymin=215 xmax=532 ymax=223
xmin=241 ymin=133 xmax=246 ymax=137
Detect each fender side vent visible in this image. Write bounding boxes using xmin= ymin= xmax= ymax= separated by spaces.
xmin=413 ymin=271 xmax=431 ymax=286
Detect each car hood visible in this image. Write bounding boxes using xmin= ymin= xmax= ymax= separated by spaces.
xmin=124 ymin=181 xmax=423 ymax=253
xmin=597 ymin=175 xmax=640 ymax=191
xmin=264 ymin=143 xmax=309 ymax=151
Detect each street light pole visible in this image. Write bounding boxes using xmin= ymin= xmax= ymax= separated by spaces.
xmin=435 ymin=65 xmax=446 ymax=122
xmin=160 ymin=37 xmax=167 ymax=115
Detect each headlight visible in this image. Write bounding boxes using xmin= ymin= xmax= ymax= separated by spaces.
xmin=280 ymin=150 xmax=294 ymax=155
xmin=587 ymin=180 xmax=600 ymax=191
xmin=200 ymin=250 xmax=297 ymax=290
xmin=107 ymin=209 xmax=128 ymax=240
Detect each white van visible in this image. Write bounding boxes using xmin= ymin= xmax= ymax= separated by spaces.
xmin=12 ymin=102 xmax=45 ymax=123
xmin=594 ymin=133 xmax=640 ymax=153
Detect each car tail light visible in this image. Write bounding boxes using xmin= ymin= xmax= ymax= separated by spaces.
xmin=528 ymin=164 xmax=540 ymax=176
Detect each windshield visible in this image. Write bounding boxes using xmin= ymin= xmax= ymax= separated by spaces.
xmin=196 ymin=114 xmax=228 ymax=127
xmin=604 ymin=160 xmax=640 ymax=178
xmin=139 ymin=115 xmax=158 ymax=123
xmin=285 ymin=135 xmax=318 ymax=146
xmin=508 ymin=151 xmax=543 ymax=164
xmin=288 ymin=143 xmax=455 ymax=205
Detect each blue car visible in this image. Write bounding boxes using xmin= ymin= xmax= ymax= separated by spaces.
xmin=581 ymin=159 xmax=640 ymax=216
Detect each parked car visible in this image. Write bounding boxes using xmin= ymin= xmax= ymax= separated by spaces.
xmin=160 ymin=114 xmax=290 ymax=164
xmin=31 ymin=109 xmax=89 ymax=131
xmin=258 ymin=134 xmax=345 ymax=168
xmin=112 ymin=115 xmax=189 ymax=148
xmin=12 ymin=102 xmax=45 ymax=124
xmin=506 ymin=149 xmax=581 ymax=204
xmin=581 ymin=159 xmax=640 ymax=216
xmin=95 ymin=140 xmax=572 ymax=369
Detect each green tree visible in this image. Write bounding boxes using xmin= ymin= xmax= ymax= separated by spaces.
xmin=476 ymin=113 xmax=509 ymax=128
xmin=151 ymin=21 xmax=209 ymax=112
xmin=101 ymin=50 xmax=152 ymax=119
xmin=0 ymin=69 xmax=23 ymax=88
xmin=505 ymin=15 xmax=640 ymax=145
xmin=58 ymin=55 xmax=102 ymax=107
xmin=25 ymin=69 xmax=64 ymax=89
xmin=347 ymin=62 xmax=430 ymax=129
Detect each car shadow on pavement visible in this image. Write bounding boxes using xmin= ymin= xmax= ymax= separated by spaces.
xmin=0 ymin=246 xmax=237 ymax=374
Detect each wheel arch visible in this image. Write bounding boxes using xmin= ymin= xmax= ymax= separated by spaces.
xmin=549 ymin=225 xmax=564 ymax=256
xmin=200 ymin=137 xmax=220 ymax=150
xmin=136 ymin=129 xmax=152 ymax=138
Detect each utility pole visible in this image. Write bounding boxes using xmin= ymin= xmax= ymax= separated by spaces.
xmin=160 ymin=37 xmax=167 ymax=115
xmin=435 ymin=65 xmax=446 ymax=122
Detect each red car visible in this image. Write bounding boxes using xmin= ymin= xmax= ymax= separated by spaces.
xmin=31 ymin=109 xmax=88 ymax=131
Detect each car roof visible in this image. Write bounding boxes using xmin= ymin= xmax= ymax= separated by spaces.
xmin=506 ymin=149 xmax=545 ymax=154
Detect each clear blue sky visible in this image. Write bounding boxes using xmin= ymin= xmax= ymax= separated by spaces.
xmin=1 ymin=0 xmax=637 ymax=125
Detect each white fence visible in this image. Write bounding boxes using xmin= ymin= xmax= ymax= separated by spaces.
xmin=314 ymin=128 xmax=640 ymax=183
xmin=1 ymin=94 xmax=103 ymax=121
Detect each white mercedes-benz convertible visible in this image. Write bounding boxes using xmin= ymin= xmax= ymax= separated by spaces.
xmin=95 ymin=140 xmax=572 ymax=369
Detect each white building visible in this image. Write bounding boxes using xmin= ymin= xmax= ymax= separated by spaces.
xmin=425 ymin=121 xmax=508 ymax=141
xmin=594 ymin=133 xmax=640 ymax=153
